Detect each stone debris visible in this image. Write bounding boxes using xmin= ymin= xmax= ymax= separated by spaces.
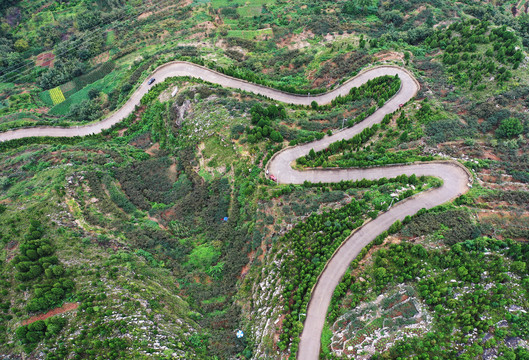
xmin=173 ymin=99 xmax=192 ymax=127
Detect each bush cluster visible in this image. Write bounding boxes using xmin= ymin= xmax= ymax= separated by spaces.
xmin=279 ymin=175 xmax=425 ymax=357
xmin=16 ymin=318 xmax=67 ymax=353
xmin=424 ymin=19 xmax=523 ymax=87
xmin=12 ymin=221 xmax=74 ymax=313
xmin=246 ymin=103 xmax=286 ymax=143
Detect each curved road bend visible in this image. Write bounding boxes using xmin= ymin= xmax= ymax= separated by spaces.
xmin=0 ymin=62 xmax=413 ymax=141
xmin=0 ymin=61 xmax=472 ymax=359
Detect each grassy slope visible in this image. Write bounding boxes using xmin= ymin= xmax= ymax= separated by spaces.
xmin=1 ymin=0 xmax=529 ymax=359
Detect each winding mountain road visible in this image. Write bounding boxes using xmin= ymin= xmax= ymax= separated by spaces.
xmin=0 ymin=61 xmax=472 ymax=359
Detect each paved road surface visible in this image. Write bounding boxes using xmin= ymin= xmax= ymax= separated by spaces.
xmin=262 ymin=66 xmax=471 ymax=360
xmin=0 ymin=61 xmax=471 ymax=359
xmin=1 ymin=62 xmax=409 ymax=141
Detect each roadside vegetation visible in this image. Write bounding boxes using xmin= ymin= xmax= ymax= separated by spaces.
xmin=1 ymin=0 xmax=529 ymax=359
xmin=322 ymin=206 xmax=529 ymax=359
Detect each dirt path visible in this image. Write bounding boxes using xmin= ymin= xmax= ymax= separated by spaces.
xmin=22 ymin=303 xmax=79 ymax=325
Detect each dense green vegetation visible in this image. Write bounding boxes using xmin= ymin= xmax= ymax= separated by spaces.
xmin=246 ymin=103 xmax=287 ymax=143
xmin=16 ymin=318 xmax=68 ymax=353
xmin=424 ymin=19 xmax=523 ymax=88
xmin=1 ymin=0 xmax=529 ymax=359
xmin=277 ymin=174 xmax=437 ymax=357
xmin=321 ymin=203 xmax=529 ymax=358
xmin=316 ymin=187 xmax=529 ymax=356
xmin=297 ymin=108 xmax=435 ymax=169
xmin=0 ymin=0 xmax=524 ymax=130
xmin=10 ymin=219 xmax=74 ymax=335
xmin=243 ymin=72 xmax=400 ymax=146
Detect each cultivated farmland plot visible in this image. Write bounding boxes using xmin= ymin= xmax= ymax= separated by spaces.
xmin=49 ymin=87 xmax=65 ymax=105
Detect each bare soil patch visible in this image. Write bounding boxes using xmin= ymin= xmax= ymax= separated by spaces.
xmin=145 ymin=142 xmax=160 ymax=156
xmin=138 ymin=11 xmax=153 ymax=20
xmin=482 ymin=149 xmax=501 ymax=161
xmin=240 ymin=249 xmax=256 ymax=278
xmin=22 ymin=303 xmax=79 ymax=325
xmin=148 ymin=214 xmax=167 ymax=230
xmin=91 ymin=51 xmax=110 ymax=66
xmin=276 ymin=30 xmax=314 ymax=50
xmin=168 ymin=162 xmax=178 ymax=182
xmin=36 ymin=52 xmax=55 ymax=68
xmin=375 ymin=51 xmax=404 ymax=62
xmin=5 ymin=241 xmax=19 ymax=263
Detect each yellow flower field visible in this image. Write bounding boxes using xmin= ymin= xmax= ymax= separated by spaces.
xmin=49 ymin=87 xmax=66 ymax=105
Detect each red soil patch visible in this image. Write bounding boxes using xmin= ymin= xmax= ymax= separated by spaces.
xmin=391 ymin=311 xmax=403 ymax=318
xmin=36 ymin=52 xmax=55 ymax=68
xmin=514 ymin=0 xmax=529 ymax=16
xmin=386 ymin=294 xmax=408 ymax=310
xmin=37 ymin=2 xmax=53 ymax=13
xmin=482 ymin=149 xmax=501 ymax=161
xmin=138 ymin=11 xmax=153 ymax=20
xmin=145 ymin=142 xmax=160 ymax=156
xmin=148 ymin=214 xmax=167 ymax=230
xmin=192 ymin=274 xmax=212 ymax=285
xmin=239 ymin=263 xmax=250 ymax=278
xmin=240 ymin=249 xmax=255 ymax=278
xmin=22 ymin=303 xmax=79 ymax=325
xmin=5 ymin=241 xmax=19 ymax=263
xmin=32 ymin=107 xmax=49 ymax=114
xmin=92 ymin=51 xmax=110 ymax=66
xmin=312 ymin=73 xmax=333 ymax=88
xmin=257 ymin=241 xmax=267 ymax=263
xmin=160 ymin=207 xmax=177 ymax=223
xmin=375 ymin=51 xmax=404 ymax=62
xmin=276 ymin=30 xmax=314 ymax=50
xmin=168 ymin=162 xmax=178 ymax=182
xmin=120 ymin=105 xmax=146 ymax=131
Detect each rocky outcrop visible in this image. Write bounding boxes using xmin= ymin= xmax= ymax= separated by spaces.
xmin=172 ymin=99 xmax=192 ymax=127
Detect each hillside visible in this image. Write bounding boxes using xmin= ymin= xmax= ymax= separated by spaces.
xmin=1 ymin=0 xmax=529 ymax=359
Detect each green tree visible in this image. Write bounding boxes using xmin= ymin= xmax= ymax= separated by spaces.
xmin=14 ymin=39 xmax=29 ymax=52
xmin=496 ymin=118 xmax=523 ymax=138
xmin=457 ymin=266 xmax=468 ymax=279
xmin=68 ymin=99 xmax=101 ymax=122
xmin=88 ymin=88 xmax=100 ymax=100
xmin=270 ymin=130 xmax=283 ymax=143
xmin=511 ymin=261 xmax=526 ymax=273
xmin=374 ymin=267 xmax=386 ymax=279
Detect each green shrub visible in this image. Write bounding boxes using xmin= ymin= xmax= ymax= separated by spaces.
xmin=495 ymin=118 xmax=523 ymax=138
